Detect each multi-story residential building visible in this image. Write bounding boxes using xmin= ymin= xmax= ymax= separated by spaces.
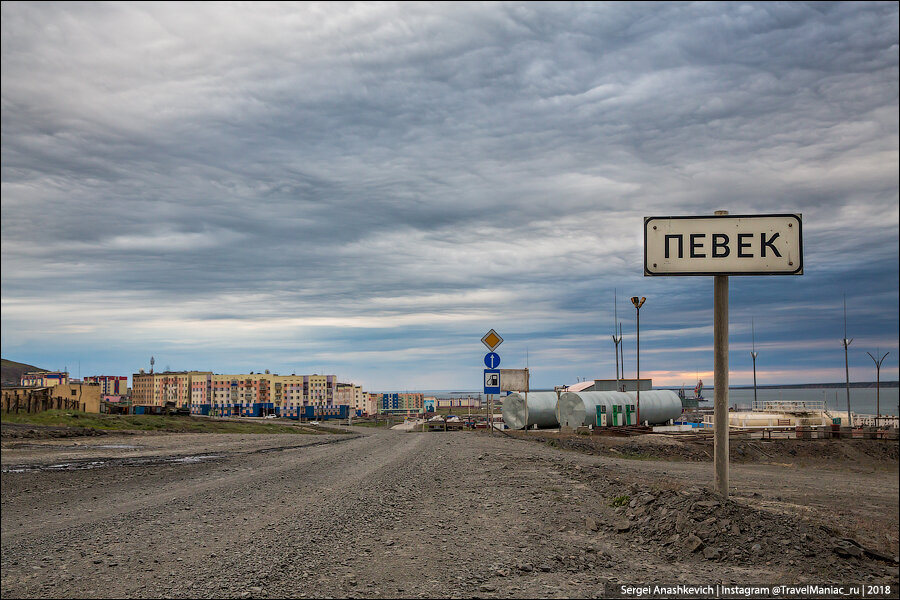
xmin=133 ymin=367 xmax=362 ymax=420
xmin=209 ymin=373 xmax=272 ymax=417
xmin=335 ymin=383 xmax=355 ymax=409
xmin=84 ymin=375 xmax=128 ymax=396
xmin=132 ymin=370 xmax=213 ymax=408
xmin=190 ymin=373 xmax=212 ymax=415
xmin=353 ymin=385 xmax=369 ymax=416
xmin=307 ymin=374 xmax=335 ymax=406
xmin=21 ymin=371 xmax=68 ymax=387
xmin=372 ymin=392 xmax=424 ymax=415
xmin=199 ymin=373 xmax=341 ymax=418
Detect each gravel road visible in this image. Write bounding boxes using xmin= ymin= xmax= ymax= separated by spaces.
xmin=2 ymin=427 xmax=898 ymax=598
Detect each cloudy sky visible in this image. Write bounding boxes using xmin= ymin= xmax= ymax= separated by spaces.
xmin=2 ymin=2 xmax=898 ymax=391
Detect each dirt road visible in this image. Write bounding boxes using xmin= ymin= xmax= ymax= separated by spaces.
xmin=2 ymin=427 xmax=898 ymax=598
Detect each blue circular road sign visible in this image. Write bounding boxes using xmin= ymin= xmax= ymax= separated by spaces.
xmin=484 ymin=352 xmax=501 ymax=369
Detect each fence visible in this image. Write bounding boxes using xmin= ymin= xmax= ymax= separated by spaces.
xmin=3 ymin=394 xmax=83 ymax=414
xmin=752 ymin=399 xmax=827 ymax=413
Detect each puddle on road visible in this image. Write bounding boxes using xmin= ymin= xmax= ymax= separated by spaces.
xmin=4 ymin=443 xmax=143 ymax=450
xmin=2 ymin=454 xmax=223 ymax=473
xmin=93 ymin=444 xmax=141 ymax=449
xmin=171 ymin=455 xmax=220 ymax=463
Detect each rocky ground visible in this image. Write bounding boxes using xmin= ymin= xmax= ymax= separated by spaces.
xmin=1 ymin=426 xmax=898 ymax=599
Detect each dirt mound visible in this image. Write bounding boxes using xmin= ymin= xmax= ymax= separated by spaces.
xmin=519 ymin=431 xmax=900 ymax=465
xmin=594 ymin=480 xmax=899 ymax=571
xmin=1 ymin=422 xmax=110 ymax=440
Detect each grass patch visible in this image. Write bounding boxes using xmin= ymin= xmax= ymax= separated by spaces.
xmin=619 ymin=451 xmax=654 ymax=461
xmin=610 ymin=495 xmax=630 ymax=507
xmin=1 ymin=410 xmax=320 ymax=435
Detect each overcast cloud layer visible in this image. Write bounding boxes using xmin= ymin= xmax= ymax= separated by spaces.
xmin=2 ymin=2 xmax=898 ymax=391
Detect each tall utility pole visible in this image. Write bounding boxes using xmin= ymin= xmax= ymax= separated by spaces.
xmin=631 ymin=296 xmax=646 ymax=425
xmin=866 ymin=351 xmax=889 ymax=428
xmin=618 ymin=322 xmax=624 ymax=391
xmin=750 ymin=317 xmax=758 ymax=409
xmin=842 ymin=295 xmax=853 ymax=427
xmin=612 ymin=290 xmax=622 ymax=389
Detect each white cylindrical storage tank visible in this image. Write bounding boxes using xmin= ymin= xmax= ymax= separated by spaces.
xmin=625 ymin=390 xmax=683 ymax=425
xmin=502 ymin=392 xmax=559 ymax=430
xmin=557 ymin=391 xmax=631 ymax=428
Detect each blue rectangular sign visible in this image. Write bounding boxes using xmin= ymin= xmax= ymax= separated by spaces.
xmin=483 ymin=369 xmax=500 ymax=394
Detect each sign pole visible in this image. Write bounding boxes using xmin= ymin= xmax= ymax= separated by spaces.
xmin=713 ymin=210 xmax=730 ymax=497
xmin=644 ymin=211 xmax=802 ymax=500
xmin=714 ymin=273 xmax=729 ymax=497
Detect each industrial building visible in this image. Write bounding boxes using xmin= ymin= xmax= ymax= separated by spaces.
xmin=436 ymin=396 xmax=482 ymax=409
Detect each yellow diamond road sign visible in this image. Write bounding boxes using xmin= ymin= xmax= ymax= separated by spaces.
xmin=481 ymin=329 xmax=503 ymax=351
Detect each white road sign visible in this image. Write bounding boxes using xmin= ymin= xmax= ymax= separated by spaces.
xmin=644 ymin=214 xmax=802 ymax=276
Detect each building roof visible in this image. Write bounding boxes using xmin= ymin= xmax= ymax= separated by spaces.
xmin=566 ymin=381 xmax=595 ymax=392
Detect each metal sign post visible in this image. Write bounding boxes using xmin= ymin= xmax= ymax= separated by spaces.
xmin=644 ymin=211 xmax=803 ymax=498
xmin=482 ymin=330 xmax=503 ymax=436
xmin=713 ymin=271 xmax=729 ymax=497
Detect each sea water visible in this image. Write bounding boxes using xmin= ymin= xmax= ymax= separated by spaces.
xmin=724 ymin=387 xmax=899 ymax=416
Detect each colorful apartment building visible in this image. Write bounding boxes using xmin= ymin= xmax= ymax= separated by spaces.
xmin=84 ymin=375 xmax=128 ymax=396
xmin=20 ymin=371 xmax=69 ymax=387
xmin=132 ymin=370 xmax=213 ymax=408
xmin=195 ymin=373 xmax=339 ymax=418
xmin=372 ymin=392 xmax=425 ymax=415
xmin=208 ymin=373 xmax=273 ymax=417
xmin=133 ymin=368 xmax=361 ymax=420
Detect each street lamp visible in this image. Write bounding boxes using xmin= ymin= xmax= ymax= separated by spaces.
xmin=750 ymin=317 xmax=758 ymax=409
xmin=842 ymin=296 xmax=853 ymax=428
xmin=631 ymin=296 xmax=646 ymax=425
xmin=612 ymin=289 xmax=623 ymax=391
xmin=866 ymin=351 xmax=889 ymax=428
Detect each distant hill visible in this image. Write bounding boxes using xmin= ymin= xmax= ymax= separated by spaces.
xmin=1 ymin=358 xmax=48 ymax=387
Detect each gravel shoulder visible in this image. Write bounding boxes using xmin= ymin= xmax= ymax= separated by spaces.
xmin=2 ymin=428 xmax=898 ymax=599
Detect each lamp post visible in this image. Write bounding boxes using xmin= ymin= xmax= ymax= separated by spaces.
xmin=866 ymin=351 xmax=889 ymax=428
xmin=631 ymin=296 xmax=646 ymax=425
xmin=751 ymin=317 xmax=758 ymax=409
xmin=842 ymin=296 xmax=853 ymax=427
xmin=613 ymin=290 xmax=622 ymax=390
